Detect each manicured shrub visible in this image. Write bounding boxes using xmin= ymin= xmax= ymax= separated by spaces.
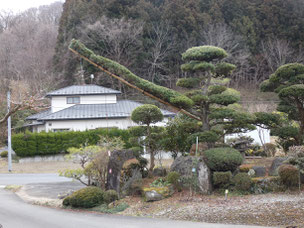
xmin=213 ymin=171 xmax=232 ymax=188
xmin=252 ymin=176 xmax=281 ymax=193
xmin=62 ymin=187 xmax=104 ymax=208
xmin=278 ymin=164 xmax=299 ymax=188
xmin=0 ymin=151 xmax=8 ymax=158
xmin=103 ymin=190 xmax=119 ymax=204
xmin=233 ymin=173 xmax=253 ymax=192
xmin=12 ymin=128 xmax=131 ymax=157
xmin=203 ymin=147 xmax=243 ymax=172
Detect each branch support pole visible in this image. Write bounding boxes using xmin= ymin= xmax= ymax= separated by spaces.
xmin=69 ymin=47 xmax=200 ymax=121
xmin=7 ymin=91 xmax=12 ymax=172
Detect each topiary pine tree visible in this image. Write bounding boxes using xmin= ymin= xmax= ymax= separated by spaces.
xmin=69 ymin=41 xmax=256 ymax=147
xmin=131 ymin=104 xmax=164 ymax=173
xmin=260 ymin=63 xmax=304 ymax=150
xmin=177 ymin=46 xmax=255 ymax=146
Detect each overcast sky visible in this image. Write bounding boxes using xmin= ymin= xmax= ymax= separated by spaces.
xmin=0 ymin=0 xmax=64 ymax=12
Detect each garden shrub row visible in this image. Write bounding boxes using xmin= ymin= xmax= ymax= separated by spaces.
xmin=12 ymin=128 xmax=131 ymax=157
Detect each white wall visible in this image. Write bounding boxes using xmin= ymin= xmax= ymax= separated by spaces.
xmin=81 ymin=95 xmax=116 ymax=105
xmin=51 ymin=97 xmax=75 ymax=113
xmin=40 ymin=117 xmax=170 ymax=133
xmin=225 ymin=127 xmax=270 ymax=145
xmin=51 ymin=95 xmax=117 ymax=113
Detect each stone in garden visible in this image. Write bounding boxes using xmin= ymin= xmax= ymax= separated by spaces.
xmin=153 ymin=167 xmax=167 ymax=177
xmin=143 ymin=186 xmax=174 ymax=202
xmin=252 ymin=166 xmax=266 ymax=177
xmin=170 ymin=156 xmax=212 ymax=194
xmin=269 ymin=157 xmax=287 ymax=176
xmin=107 ymin=149 xmax=136 ymax=192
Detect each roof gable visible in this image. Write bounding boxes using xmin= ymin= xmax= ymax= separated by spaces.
xmin=46 ymin=85 xmax=121 ymax=97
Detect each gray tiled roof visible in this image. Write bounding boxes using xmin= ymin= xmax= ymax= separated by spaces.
xmin=26 ymin=109 xmax=52 ymax=120
xmin=46 ymin=85 xmax=121 ymax=97
xmin=38 ymin=100 xmax=175 ymax=121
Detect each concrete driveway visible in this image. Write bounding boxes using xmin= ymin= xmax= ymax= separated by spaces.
xmin=0 ymin=173 xmax=72 ymax=185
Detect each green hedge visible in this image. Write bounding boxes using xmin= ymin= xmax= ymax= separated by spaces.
xmin=12 ymin=129 xmax=131 ymax=157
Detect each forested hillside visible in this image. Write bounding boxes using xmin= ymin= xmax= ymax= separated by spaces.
xmin=0 ymin=2 xmax=62 ymax=142
xmin=54 ymin=0 xmax=304 ymax=91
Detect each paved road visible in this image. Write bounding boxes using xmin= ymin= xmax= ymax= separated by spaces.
xmin=0 ymin=189 xmax=268 ymax=228
xmin=0 ymin=173 xmax=72 ymax=185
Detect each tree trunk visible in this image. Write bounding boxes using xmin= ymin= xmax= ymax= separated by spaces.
xmin=147 ymin=124 xmax=155 ymax=175
xmin=149 ymin=151 xmax=155 ymax=173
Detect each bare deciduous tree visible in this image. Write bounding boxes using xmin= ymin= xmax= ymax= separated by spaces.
xmin=261 ymin=38 xmax=303 ymax=73
xmin=145 ymin=22 xmax=175 ymax=84
xmin=0 ymin=81 xmax=48 ymax=125
xmin=199 ymin=23 xmax=250 ymax=87
xmin=78 ymin=16 xmax=143 ymax=92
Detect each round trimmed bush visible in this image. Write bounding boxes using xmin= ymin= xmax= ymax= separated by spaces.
xmin=233 ymin=173 xmax=253 ymax=191
xmin=213 ymin=171 xmax=232 ymax=188
xmin=103 ymin=190 xmax=119 ymax=204
xmin=0 ymin=151 xmax=8 ymax=158
xmin=203 ymin=147 xmax=243 ymax=172
xmin=63 ymin=187 xmax=104 ymax=208
xmin=278 ymin=164 xmax=299 ymax=187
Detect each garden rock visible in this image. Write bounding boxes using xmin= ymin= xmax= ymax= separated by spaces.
xmin=269 ymin=157 xmax=287 ymax=176
xmin=153 ymin=167 xmax=167 ymax=177
xmin=143 ymin=186 xmax=174 ymax=202
xmin=145 ymin=190 xmax=163 ymax=202
xmin=170 ymin=156 xmax=212 ymax=194
xmin=107 ymin=149 xmax=136 ymax=193
xmin=253 ymin=166 xmax=266 ymax=177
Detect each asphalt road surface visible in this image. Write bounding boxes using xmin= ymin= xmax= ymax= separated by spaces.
xmin=0 ymin=173 xmax=72 ymax=185
xmin=0 ymin=189 xmax=267 ymax=228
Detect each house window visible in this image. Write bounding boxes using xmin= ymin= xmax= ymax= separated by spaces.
xmin=67 ymin=96 xmax=80 ymax=104
xmin=53 ymin=129 xmax=70 ymax=132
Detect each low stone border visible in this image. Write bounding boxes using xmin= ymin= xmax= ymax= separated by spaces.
xmin=15 ymin=186 xmax=63 ymax=208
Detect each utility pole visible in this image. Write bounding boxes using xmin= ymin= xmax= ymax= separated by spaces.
xmin=7 ymin=90 xmax=12 ymax=172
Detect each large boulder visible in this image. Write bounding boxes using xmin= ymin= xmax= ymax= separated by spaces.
xmin=269 ymin=157 xmax=287 ymax=176
xmin=252 ymin=166 xmax=266 ymax=177
xmin=170 ymin=156 xmax=212 ymax=194
xmin=107 ymin=149 xmax=136 ymax=193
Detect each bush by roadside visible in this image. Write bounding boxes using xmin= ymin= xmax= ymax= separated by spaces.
xmin=63 ymin=187 xmax=104 ymax=208
xmin=0 ymin=150 xmax=8 ymax=158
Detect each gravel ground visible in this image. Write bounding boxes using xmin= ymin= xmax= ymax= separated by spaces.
xmin=119 ymin=191 xmax=304 ymax=227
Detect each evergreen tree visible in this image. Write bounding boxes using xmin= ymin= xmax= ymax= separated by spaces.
xmin=177 ymin=46 xmax=255 ymax=146
xmin=131 ymin=104 xmax=164 ymax=172
xmin=260 ymin=63 xmax=304 ymax=150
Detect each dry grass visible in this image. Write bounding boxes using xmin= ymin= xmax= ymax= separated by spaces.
xmin=0 ymin=158 xmax=81 ymax=174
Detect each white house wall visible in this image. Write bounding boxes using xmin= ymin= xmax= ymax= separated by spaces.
xmin=225 ymin=127 xmax=270 ymax=145
xmin=80 ymin=95 xmax=116 ymax=105
xmin=42 ymin=117 xmax=170 ymax=132
xmin=51 ymin=95 xmax=117 ymax=113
